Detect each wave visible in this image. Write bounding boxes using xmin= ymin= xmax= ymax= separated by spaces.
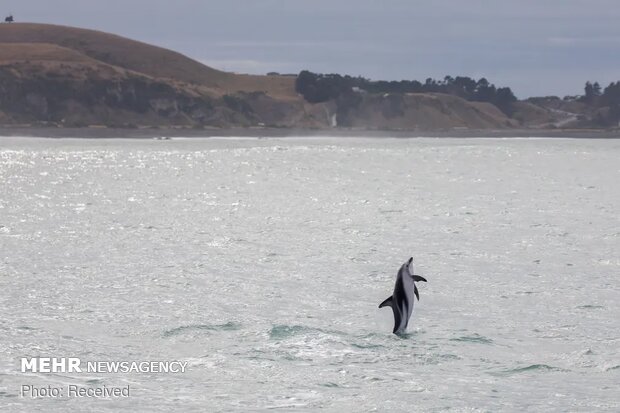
xmin=0 ymin=390 xmax=17 ymax=399
xmin=576 ymin=305 xmax=605 ymax=310
xmin=267 ymin=325 xmax=391 ymax=352
xmin=163 ymin=322 xmax=241 ymax=337
xmin=268 ymin=324 xmax=347 ymax=340
xmin=493 ymin=364 xmax=568 ymax=376
xmin=450 ymin=333 xmax=493 ymax=344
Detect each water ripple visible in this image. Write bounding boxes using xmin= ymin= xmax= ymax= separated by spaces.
xmin=493 ymin=364 xmax=569 ymax=376
xmin=450 ymin=333 xmax=494 ymax=344
xmin=163 ymin=322 xmax=241 ymax=337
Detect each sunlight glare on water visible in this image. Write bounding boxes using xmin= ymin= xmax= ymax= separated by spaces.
xmin=1 ymin=136 xmax=619 ymax=412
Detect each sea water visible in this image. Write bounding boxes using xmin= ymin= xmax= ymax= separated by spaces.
xmin=0 ymin=136 xmax=619 ymax=412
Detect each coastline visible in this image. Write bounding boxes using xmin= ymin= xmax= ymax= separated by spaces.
xmin=1 ymin=126 xmax=619 ymax=139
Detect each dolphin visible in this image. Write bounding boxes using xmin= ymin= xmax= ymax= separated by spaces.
xmin=379 ymin=257 xmax=427 ymax=335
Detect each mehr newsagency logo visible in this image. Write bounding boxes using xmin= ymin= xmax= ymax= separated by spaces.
xmin=19 ymin=357 xmax=188 ymax=399
xmin=21 ymin=357 xmax=188 ymax=373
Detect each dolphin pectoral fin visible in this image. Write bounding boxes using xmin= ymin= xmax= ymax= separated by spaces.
xmin=379 ymin=296 xmax=393 ymax=309
xmin=413 ymin=275 xmax=427 ymax=282
xmin=414 ymin=284 xmax=420 ymax=301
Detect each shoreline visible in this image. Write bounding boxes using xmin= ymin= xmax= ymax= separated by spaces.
xmin=1 ymin=126 xmax=619 ymax=139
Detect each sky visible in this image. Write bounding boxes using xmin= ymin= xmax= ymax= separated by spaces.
xmin=2 ymin=0 xmax=619 ymax=98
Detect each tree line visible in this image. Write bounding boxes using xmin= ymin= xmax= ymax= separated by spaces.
xmin=581 ymin=80 xmax=620 ymax=126
xmin=582 ymin=80 xmax=620 ymax=106
xmin=295 ymin=71 xmax=517 ymax=114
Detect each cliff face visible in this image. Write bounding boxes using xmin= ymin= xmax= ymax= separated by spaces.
xmin=0 ymin=61 xmax=212 ymax=127
xmin=0 ymin=59 xmax=518 ymax=129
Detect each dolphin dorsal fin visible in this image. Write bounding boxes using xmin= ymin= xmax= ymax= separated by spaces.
xmin=378 ymin=296 xmax=393 ymax=309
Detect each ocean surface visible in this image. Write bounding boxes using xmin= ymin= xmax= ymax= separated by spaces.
xmin=0 ymin=136 xmax=619 ymax=412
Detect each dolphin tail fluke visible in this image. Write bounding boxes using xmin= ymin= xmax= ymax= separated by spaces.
xmin=379 ymin=296 xmax=393 ymax=309
xmin=413 ymin=275 xmax=427 ymax=282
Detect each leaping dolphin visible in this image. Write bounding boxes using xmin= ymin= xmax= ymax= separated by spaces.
xmin=379 ymin=257 xmax=427 ymax=335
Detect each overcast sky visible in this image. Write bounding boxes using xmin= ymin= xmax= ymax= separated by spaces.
xmin=3 ymin=0 xmax=619 ymax=98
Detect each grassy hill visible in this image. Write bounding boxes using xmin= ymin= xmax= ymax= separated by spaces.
xmin=0 ymin=23 xmax=297 ymax=98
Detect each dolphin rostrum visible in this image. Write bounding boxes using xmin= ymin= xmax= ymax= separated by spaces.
xmin=379 ymin=257 xmax=427 ymax=335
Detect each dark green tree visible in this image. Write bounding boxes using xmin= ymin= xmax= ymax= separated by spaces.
xmin=583 ymin=81 xmax=602 ymax=101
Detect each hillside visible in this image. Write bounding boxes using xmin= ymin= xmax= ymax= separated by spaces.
xmin=0 ymin=23 xmax=308 ymax=127
xmin=0 ymin=22 xmax=584 ymax=131
xmin=0 ymin=23 xmax=297 ymax=98
xmin=344 ymin=93 xmax=514 ymax=129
